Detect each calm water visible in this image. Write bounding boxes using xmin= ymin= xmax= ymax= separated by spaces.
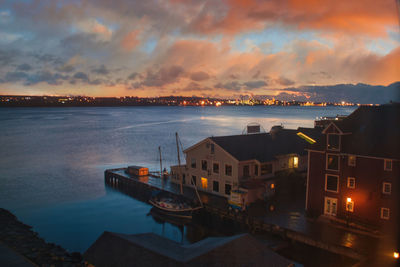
xmin=0 ymin=106 xmax=356 ymax=252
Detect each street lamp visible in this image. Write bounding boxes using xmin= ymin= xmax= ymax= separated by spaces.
xmin=394 ymin=251 xmax=399 ymax=259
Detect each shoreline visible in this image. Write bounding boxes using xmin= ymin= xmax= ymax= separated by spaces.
xmin=0 ymin=208 xmax=84 ymax=266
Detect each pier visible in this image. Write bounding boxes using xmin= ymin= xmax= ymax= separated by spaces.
xmin=105 ymin=167 xmax=379 ymax=262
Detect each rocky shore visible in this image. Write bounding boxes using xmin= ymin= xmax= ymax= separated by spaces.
xmin=0 ymin=208 xmax=85 ymax=267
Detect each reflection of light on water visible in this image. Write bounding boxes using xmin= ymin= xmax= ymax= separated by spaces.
xmin=342 ymin=232 xmax=356 ymax=248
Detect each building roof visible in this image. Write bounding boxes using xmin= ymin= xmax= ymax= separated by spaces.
xmin=84 ymin=232 xmax=294 ymax=267
xmin=209 ymin=127 xmax=321 ymax=163
xmin=312 ymin=103 xmax=400 ymax=159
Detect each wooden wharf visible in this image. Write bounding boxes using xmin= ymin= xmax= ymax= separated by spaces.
xmin=105 ymin=168 xmax=367 ymax=261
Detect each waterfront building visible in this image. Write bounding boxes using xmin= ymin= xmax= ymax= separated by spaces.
xmin=171 ymin=125 xmax=321 ymax=200
xmin=306 ymin=103 xmax=400 ymax=228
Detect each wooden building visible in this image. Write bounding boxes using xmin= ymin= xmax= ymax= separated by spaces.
xmin=171 ymin=126 xmax=321 ymax=200
xmin=306 ymin=103 xmax=400 ymax=228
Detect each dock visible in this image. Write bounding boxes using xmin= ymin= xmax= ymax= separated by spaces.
xmin=105 ymin=167 xmax=378 ymax=262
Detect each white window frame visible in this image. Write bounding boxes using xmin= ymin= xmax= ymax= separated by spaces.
xmin=382 ymin=182 xmax=391 ymax=195
xmin=326 ymin=153 xmax=340 ymax=171
xmin=384 ymin=159 xmax=392 ymax=171
xmin=380 ymin=207 xmax=390 ymax=220
xmin=324 ymin=197 xmax=338 ymax=216
xmin=347 ymin=177 xmax=355 ymax=189
xmin=348 ymin=155 xmax=356 ymax=166
xmin=325 ymin=174 xmax=339 ymax=193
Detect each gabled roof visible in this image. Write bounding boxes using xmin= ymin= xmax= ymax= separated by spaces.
xmin=311 ymin=103 xmax=400 ymax=159
xmin=84 ymin=232 xmax=294 ymax=267
xmin=209 ymin=127 xmax=322 ymax=162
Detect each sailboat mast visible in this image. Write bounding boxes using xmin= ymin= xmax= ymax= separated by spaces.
xmin=176 ymin=132 xmax=183 ymax=194
xmin=159 ymin=146 xmax=163 ymax=189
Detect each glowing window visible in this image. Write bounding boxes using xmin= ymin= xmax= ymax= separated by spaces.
xmin=326 ymin=154 xmax=339 ymax=171
xmin=347 ymin=177 xmax=355 ymax=189
xmin=293 ymin=156 xmax=299 ymax=168
xmin=201 ymin=177 xmax=208 ymax=189
xmin=346 ymin=198 xmax=354 ymax=212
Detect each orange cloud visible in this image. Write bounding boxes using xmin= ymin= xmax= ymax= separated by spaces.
xmin=121 ymin=30 xmax=140 ymax=51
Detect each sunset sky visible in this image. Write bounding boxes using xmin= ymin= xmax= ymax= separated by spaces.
xmin=0 ymin=0 xmax=399 ymax=100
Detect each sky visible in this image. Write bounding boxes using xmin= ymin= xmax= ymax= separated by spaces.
xmin=0 ymin=0 xmax=399 ymax=101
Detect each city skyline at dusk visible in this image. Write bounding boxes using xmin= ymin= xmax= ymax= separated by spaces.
xmin=0 ymin=0 xmax=399 ymax=100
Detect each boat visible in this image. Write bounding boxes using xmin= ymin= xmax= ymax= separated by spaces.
xmin=149 ymin=133 xmax=202 ymax=219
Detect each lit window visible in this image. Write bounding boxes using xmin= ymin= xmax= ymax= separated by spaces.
xmin=201 ymin=177 xmax=208 ymax=189
xmin=327 ymin=134 xmax=340 ymax=150
xmin=191 ymin=158 xmax=196 ymax=169
xmin=293 ymin=156 xmax=299 ymax=168
xmin=326 ymin=154 xmax=339 ymax=171
xmin=213 ymin=163 xmax=219 ymax=174
xmin=346 ymin=198 xmax=354 ymax=212
xmin=381 ymin=208 xmax=390 ymax=220
xmin=225 ymin=164 xmax=232 ymax=176
xmin=382 ymin=182 xmax=391 ymax=195
xmin=348 ymin=155 xmax=356 ymax=166
xmin=347 ymin=177 xmax=355 ymax=189
xmin=384 ymin=159 xmax=392 ymax=171
xmin=325 ymin=174 xmax=339 ymax=193
xmin=201 ymin=160 xmax=208 ymax=171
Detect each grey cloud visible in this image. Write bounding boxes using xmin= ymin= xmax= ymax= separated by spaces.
xmin=190 ymin=71 xmax=210 ymax=81
xmin=17 ymin=63 xmax=32 ymax=71
xmin=92 ymin=65 xmax=110 ymax=75
xmin=127 ymin=72 xmax=139 ymax=80
xmin=182 ymin=82 xmax=212 ymax=91
xmin=215 ymin=81 xmax=242 ymax=91
xmin=57 ymin=65 xmax=75 ymax=73
xmin=244 ymin=80 xmax=267 ymax=89
xmin=275 ymin=76 xmax=295 ymax=86
xmin=25 ymin=71 xmax=69 ymax=85
xmin=73 ymin=72 xmax=89 ymax=81
xmin=140 ymin=65 xmax=185 ymax=87
xmin=4 ymin=71 xmax=29 ymax=82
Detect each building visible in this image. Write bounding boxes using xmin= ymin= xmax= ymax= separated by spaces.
xmin=306 ymin=103 xmax=400 ymax=228
xmin=84 ymin=232 xmax=295 ymax=267
xmin=171 ymin=125 xmax=321 ymax=200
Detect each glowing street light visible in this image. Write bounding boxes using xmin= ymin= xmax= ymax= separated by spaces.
xmin=347 ymin=197 xmax=352 ymax=203
xmin=394 ymin=252 xmax=399 ymax=259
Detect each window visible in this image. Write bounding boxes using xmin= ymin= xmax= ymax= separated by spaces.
xmin=243 ymin=165 xmax=249 ymax=177
xmin=201 ymin=177 xmax=208 ymax=189
xmin=191 ymin=175 xmax=196 ymax=186
xmin=326 ymin=154 xmax=339 ymax=171
xmin=213 ymin=163 xmax=219 ymax=174
xmin=201 ymin=160 xmax=208 ymax=171
xmin=347 ymin=177 xmax=355 ymax=189
xmin=348 ymin=155 xmax=356 ymax=166
xmin=191 ymin=158 xmax=196 ymax=169
xmin=225 ymin=164 xmax=232 ymax=176
xmin=381 ymin=208 xmax=390 ymax=220
xmin=213 ymin=181 xmax=219 ymax=192
xmin=327 ymin=134 xmax=340 ymax=150
xmin=261 ymin=163 xmax=272 ymax=175
xmin=382 ymin=182 xmax=391 ymax=195
xmin=325 ymin=174 xmax=339 ymax=193
xmin=182 ymin=174 xmax=186 ymax=184
xmin=255 ymin=165 xmax=258 ymax=176
xmin=384 ymin=159 xmax=392 ymax=171
xmin=293 ymin=156 xmax=299 ymax=168
xmin=210 ymin=144 xmax=215 ymax=154
xmin=225 ymin=184 xmax=231 ymax=195
xmin=346 ymin=199 xmax=354 ymax=212
xmin=324 ymin=197 xmax=337 ymax=216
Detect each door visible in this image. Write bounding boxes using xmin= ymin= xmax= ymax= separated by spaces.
xmin=324 ymin=197 xmax=337 ymax=216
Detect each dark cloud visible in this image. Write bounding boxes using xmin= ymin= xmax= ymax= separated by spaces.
xmin=215 ymin=81 xmax=242 ymax=91
xmin=33 ymin=53 xmax=63 ymax=65
xmin=25 ymin=71 xmax=69 ymax=85
xmin=73 ymin=72 xmax=90 ymax=81
xmin=140 ymin=65 xmax=185 ymax=87
xmin=275 ymin=76 xmax=295 ymax=86
xmin=190 ymin=71 xmax=210 ymax=81
xmin=17 ymin=63 xmax=32 ymax=71
xmin=57 ymin=65 xmax=75 ymax=73
xmin=244 ymin=80 xmax=267 ymax=89
xmin=252 ymin=70 xmax=261 ymax=79
xmin=0 ymin=49 xmax=17 ymax=67
xmin=3 ymin=71 xmax=29 ymax=82
xmin=91 ymin=65 xmax=110 ymax=75
xmin=127 ymin=72 xmax=139 ymax=80
xmin=182 ymin=82 xmax=212 ymax=91
xmin=89 ymin=79 xmax=103 ymax=85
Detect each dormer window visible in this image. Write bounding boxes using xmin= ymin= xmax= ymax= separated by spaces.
xmin=327 ymin=134 xmax=340 ymax=150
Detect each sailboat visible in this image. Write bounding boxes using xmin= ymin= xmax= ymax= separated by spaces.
xmin=149 ymin=132 xmax=202 ymax=219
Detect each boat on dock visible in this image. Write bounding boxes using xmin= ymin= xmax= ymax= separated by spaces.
xmin=149 ymin=132 xmax=203 ymax=219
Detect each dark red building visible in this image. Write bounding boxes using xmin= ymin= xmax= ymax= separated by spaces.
xmin=306 ymin=103 xmax=400 ymax=229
